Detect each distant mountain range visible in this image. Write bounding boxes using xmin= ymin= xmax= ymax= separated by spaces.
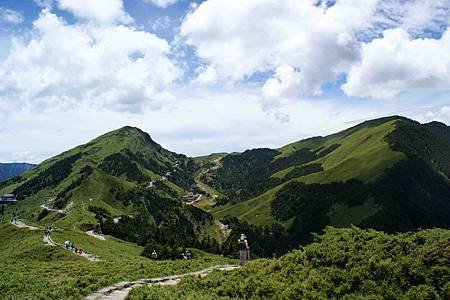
xmin=0 ymin=163 xmax=36 ymax=181
xmin=1 ymin=116 xmax=449 ymax=257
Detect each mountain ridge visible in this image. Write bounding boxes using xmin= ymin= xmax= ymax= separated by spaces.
xmin=1 ymin=115 xmax=449 ymax=258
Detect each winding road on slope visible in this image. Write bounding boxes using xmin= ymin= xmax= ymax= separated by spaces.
xmin=40 ymin=197 xmax=73 ymax=214
xmin=10 ymin=219 xmax=100 ymax=262
xmin=10 ymin=219 xmax=39 ymax=230
xmin=85 ymin=264 xmax=239 ymax=300
xmin=10 ymin=220 xmax=239 ymax=299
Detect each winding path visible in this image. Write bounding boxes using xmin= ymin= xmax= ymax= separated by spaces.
xmin=40 ymin=200 xmax=73 ymax=214
xmin=10 ymin=219 xmax=99 ymax=262
xmin=86 ymin=230 xmax=106 ymax=241
xmin=85 ymin=264 xmax=239 ymax=300
xmin=11 ymin=219 xmax=238 ymax=299
xmin=44 ymin=229 xmax=100 ymax=262
xmin=10 ymin=219 xmax=39 ymax=230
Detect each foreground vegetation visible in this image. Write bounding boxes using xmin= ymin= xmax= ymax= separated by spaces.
xmin=0 ymin=223 xmax=233 ymax=299
xmin=129 ymin=227 xmax=450 ymax=299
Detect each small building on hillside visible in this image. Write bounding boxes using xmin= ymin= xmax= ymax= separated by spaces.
xmin=0 ymin=194 xmax=17 ymax=204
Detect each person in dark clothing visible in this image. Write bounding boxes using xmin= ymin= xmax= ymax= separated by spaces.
xmin=238 ymin=233 xmax=249 ymax=266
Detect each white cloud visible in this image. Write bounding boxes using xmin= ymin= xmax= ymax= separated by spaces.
xmin=374 ymin=0 xmax=450 ymax=37
xmin=144 ymin=0 xmax=179 ymax=9
xmin=0 ymin=9 xmax=180 ymax=114
xmin=343 ymin=28 xmax=450 ymax=98
xmin=194 ymin=65 xmax=218 ymax=85
xmin=414 ymin=105 xmax=450 ymax=125
xmin=0 ymin=7 xmax=24 ymax=24
xmin=262 ymin=65 xmax=302 ymax=99
xmin=181 ymin=0 xmax=450 ymax=100
xmin=181 ymin=0 xmax=378 ymax=95
xmin=57 ymin=0 xmax=132 ymax=24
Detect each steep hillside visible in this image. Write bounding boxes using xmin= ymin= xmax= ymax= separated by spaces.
xmin=0 ymin=126 xmax=216 ymax=253
xmin=205 ymin=117 xmax=450 ymax=254
xmin=0 ymin=162 xmax=36 ymax=181
xmin=205 ymin=117 xmax=404 ymax=206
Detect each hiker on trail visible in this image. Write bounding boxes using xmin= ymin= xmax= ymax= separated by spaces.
xmin=151 ymin=249 xmax=158 ymax=259
xmin=45 ymin=226 xmax=51 ymax=237
xmin=238 ymin=233 xmax=249 ymax=266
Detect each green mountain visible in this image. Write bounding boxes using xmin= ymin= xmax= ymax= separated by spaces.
xmin=201 ymin=116 xmax=450 ymax=253
xmin=1 ymin=116 xmax=450 ymax=258
xmin=1 ymin=115 xmax=450 ymax=298
xmin=0 ymin=126 xmax=217 ymax=255
xmin=0 ymin=162 xmax=36 ymax=181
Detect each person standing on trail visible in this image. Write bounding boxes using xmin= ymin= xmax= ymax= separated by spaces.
xmin=238 ymin=234 xmax=249 ymax=266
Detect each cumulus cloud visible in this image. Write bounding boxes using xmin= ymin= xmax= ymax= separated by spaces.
xmin=0 ymin=9 xmax=180 ymax=113
xmin=343 ymin=28 xmax=450 ymax=98
xmin=144 ymin=0 xmax=179 ymax=9
xmin=262 ymin=65 xmax=302 ymax=99
xmin=181 ymin=0 xmax=450 ymax=100
xmin=0 ymin=7 xmax=24 ymax=24
xmin=181 ymin=0 xmax=377 ymax=96
xmin=57 ymin=0 xmax=132 ymax=24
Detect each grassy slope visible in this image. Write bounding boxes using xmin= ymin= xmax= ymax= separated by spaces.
xmin=129 ymin=227 xmax=450 ymax=300
xmin=2 ymin=168 xmax=134 ymax=231
xmin=0 ymin=127 xmax=236 ymax=298
xmin=0 ymin=222 xmax=234 ymax=299
xmin=210 ymin=119 xmax=405 ymax=226
xmin=1 ymin=127 xmax=190 ymax=228
xmin=300 ymin=120 xmax=404 ymax=183
xmin=192 ymin=153 xmax=228 ymax=165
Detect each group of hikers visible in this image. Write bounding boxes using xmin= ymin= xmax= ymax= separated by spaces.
xmin=44 ymin=225 xmax=85 ymax=256
xmin=64 ymin=240 xmax=84 ymax=255
xmin=182 ymin=250 xmax=193 ymax=260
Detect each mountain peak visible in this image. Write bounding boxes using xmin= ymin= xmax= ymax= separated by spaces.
xmin=111 ymin=125 xmax=148 ymax=136
xmin=93 ymin=126 xmax=157 ymax=148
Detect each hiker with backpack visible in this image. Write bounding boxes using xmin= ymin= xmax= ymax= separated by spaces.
xmin=238 ymin=233 xmax=249 ymax=266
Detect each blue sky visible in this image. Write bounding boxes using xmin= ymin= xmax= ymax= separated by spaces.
xmin=0 ymin=0 xmax=449 ymax=163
